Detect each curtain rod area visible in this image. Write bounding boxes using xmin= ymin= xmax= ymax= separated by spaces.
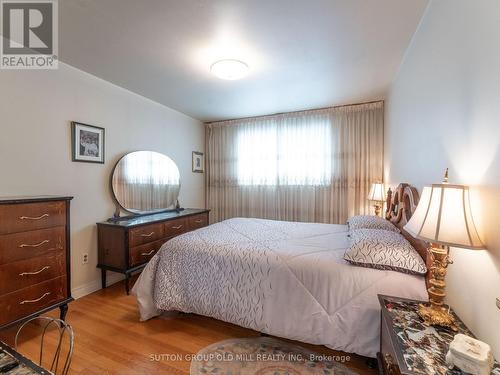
xmin=204 ymin=99 xmax=384 ymax=125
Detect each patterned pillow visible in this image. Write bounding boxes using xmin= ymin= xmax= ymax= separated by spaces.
xmin=344 ymin=229 xmax=427 ymax=275
xmin=347 ymin=215 xmax=400 ymax=233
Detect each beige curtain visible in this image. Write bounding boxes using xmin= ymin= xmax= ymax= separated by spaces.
xmin=206 ymin=101 xmax=384 ymax=224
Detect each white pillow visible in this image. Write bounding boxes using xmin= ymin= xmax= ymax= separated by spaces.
xmin=344 ymin=229 xmax=427 ymax=275
xmin=347 ymin=215 xmax=400 ymax=233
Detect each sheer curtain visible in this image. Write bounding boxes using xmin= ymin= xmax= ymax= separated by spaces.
xmin=206 ymin=101 xmax=384 ymax=224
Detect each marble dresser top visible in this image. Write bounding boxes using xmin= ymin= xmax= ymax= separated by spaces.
xmin=380 ymin=296 xmax=499 ymax=375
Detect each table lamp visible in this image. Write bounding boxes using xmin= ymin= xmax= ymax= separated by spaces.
xmin=404 ymin=169 xmax=484 ymax=329
xmin=368 ymin=182 xmax=385 ymax=216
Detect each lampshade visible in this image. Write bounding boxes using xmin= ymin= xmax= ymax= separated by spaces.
xmin=404 ymin=184 xmax=483 ymax=249
xmin=367 ymin=182 xmax=385 ymax=202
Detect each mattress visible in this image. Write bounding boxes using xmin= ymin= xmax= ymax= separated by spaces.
xmin=132 ymin=217 xmax=427 ymax=357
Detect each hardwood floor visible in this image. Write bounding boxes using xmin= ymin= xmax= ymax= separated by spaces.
xmin=0 ymin=279 xmax=378 ymax=374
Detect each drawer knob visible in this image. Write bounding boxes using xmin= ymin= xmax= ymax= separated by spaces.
xmin=19 ymin=266 xmax=51 ymax=276
xmin=171 ymin=225 xmax=183 ymax=229
xmin=20 ymin=292 xmax=51 ymax=305
xmin=19 ymin=239 xmax=50 ymax=248
xmin=139 ymin=232 xmax=155 ymax=238
xmin=19 ymin=213 xmax=50 ymax=221
xmin=141 ymin=249 xmax=155 ymax=256
xmin=195 ymin=219 xmax=203 ymax=223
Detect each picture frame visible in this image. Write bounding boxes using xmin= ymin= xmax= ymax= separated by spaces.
xmin=71 ymin=122 xmax=105 ymax=164
xmin=192 ymin=151 xmax=204 ymax=173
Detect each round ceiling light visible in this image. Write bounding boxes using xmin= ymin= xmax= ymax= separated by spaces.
xmin=210 ymin=59 xmax=249 ymax=80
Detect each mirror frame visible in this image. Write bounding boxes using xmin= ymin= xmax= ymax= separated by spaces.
xmin=110 ymin=151 xmax=181 ymax=217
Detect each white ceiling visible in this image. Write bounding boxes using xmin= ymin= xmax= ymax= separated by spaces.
xmin=60 ymin=0 xmax=429 ymax=122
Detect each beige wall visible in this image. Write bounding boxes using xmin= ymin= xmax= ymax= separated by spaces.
xmin=0 ymin=63 xmax=205 ymax=297
xmin=385 ymin=0 xmax=500 ymax=357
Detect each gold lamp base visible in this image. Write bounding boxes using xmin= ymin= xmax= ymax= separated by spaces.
xmin=418 ymin=303 xmax=457 ymax=331
xmin=418 ymin=245 xmax=458 ymax=331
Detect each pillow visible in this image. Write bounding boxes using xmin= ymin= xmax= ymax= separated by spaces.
xmin=344 ymin=229 xmax=427 ymax=275
xmin=347 ymin=215 xmax=400 ymax=233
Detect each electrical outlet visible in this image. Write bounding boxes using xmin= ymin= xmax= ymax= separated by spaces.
xmin=497 ymin=297 xmax=500 ymax=310
xmin=82 ymin=253 xmax=89 ymax=264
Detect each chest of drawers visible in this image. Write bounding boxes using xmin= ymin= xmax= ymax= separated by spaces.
xmin=0 ymin=196 xmax=73 ymax=330
xmin=96 ymin=208 xmax=209 ymax=294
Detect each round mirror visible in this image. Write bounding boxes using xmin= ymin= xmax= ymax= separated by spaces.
xmin=112 ymin=151 xmax=180 ymax=214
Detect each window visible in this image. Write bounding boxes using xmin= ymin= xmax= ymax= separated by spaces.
xmin=236 ymin=120 xmax=332 ymax=186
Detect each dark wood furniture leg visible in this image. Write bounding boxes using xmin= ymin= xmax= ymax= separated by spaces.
xmin=366 ymin=358 xmax=378 ymax=369
xmin=101 ymin=269 xmax=107 ymax=289
xmin=125 ymin=273 xmax=130 ymax=295
xmin=59 ymin=304 xmax=68 ymax=321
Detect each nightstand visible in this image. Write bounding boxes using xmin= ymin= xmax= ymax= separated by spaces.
xmin=377 ymin=295 xmax=500 ymax=375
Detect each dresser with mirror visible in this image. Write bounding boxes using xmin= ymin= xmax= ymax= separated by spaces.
xmin=97 ymin=151 xmax=209 ymax=294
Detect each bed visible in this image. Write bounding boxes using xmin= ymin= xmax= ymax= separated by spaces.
xmin=132 ymin=183 xmax=430 ymax=357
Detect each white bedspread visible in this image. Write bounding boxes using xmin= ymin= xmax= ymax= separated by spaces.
xmin=132 ymin=218 xmax=427 ymax=357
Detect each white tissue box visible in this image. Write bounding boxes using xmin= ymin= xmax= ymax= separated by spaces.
xmin=446 ymin=334 xmax=494 ymax=375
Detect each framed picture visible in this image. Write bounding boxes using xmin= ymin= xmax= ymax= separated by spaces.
xmin=192 ymin=151 xmax=204 ymax=173
xmin=71 ymin=122 xmax=105 ymax=164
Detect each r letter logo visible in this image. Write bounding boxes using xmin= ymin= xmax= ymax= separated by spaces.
xmin=1 ymin=0 xmax=58 ymax=69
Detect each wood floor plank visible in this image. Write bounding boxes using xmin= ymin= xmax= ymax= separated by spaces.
xmin=0 ymin=280 xmax=378 ymax=374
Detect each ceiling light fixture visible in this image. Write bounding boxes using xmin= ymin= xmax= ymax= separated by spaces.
xmin=210 ymin=59 xmax=249 ymax=80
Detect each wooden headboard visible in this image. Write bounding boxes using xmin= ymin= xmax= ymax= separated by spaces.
xmin=385 ymin=183 xmax=432 ymax=287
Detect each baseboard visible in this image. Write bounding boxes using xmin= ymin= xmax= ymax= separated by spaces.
xmin=71 ymin=273 xmax=125 ymax=299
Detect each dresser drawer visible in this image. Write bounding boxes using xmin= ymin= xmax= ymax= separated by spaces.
xmin=0 ymin=276 xmax=67 ymax=326
xmin=129 ymin=239 xmax=165 ymax=267
xmin=188 ymin=213 xmax=208 ymax=230
xmin=0 ymin=226 xmax=65 ymax=265
xmin=164 ymin=218 xmax=188 ymax=237
xmin=0 ymin=252 xmax=65 ymax=296
xmin=129 ymin=223 xmax=164 ymax=247
xmin=0 ymin=201 xmax=66 ymax=235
